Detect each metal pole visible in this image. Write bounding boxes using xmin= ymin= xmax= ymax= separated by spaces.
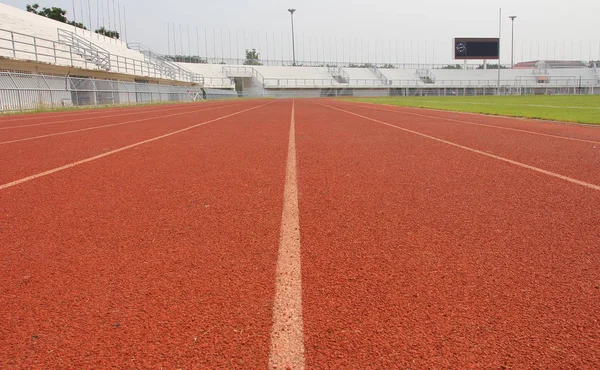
xmin=204 ymin=26 xmax=208 ymax=61
xmin=117 ymin=1 xmax=122 ymax=42
xmin=187 ymin=25 xmax=191 ymax=62
xmin=497 ymin=8 xmax=502 ymax=95
xmin=123 ymin=6 xmax=127 ymax=42
xmin=173 ymin=23 xmax=177 ymax=56
xmin=288 ymin=9 xmax=296 ymax=66
xmin=80 ymin=0 xmax=85 ymax=31
xmin=96 ymin=0 xmax=100 ymax=39
xmin=72 ymin=0 xmax=77 ymax=34
xmin=106 ymin=0 xmax=111 ymax=41
xmin=100 ymin=0 xmax=105 ymax=40
xmin=167 ymin=23 xmax=170 ymax=55
xmin=179 ymin=24 xmax=183 ymax=59
xmin=196 ymin=26 xmax=200 ymax=59
xmin=509 ymin=16 xmax=516 ymax=67
xmin=112 ymin=0 xmax=117 ymax=40
xmin=87 ymin=0 xmax=92 ymax=36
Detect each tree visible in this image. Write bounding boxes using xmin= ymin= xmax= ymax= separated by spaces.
xmin=27 ymin=3 xmax=86 ymax=29
xmin=476 ymin=63 xmax=508 ymax=69
xmin=347 ymin=63 xmax=373 ymax=68
xmin=381 ymin=63 xmax=395 ymax=69
xmin=244 ymin=49 xmax=262 ymax=65
xmin=68 ymin=21 xmax=87 ymax=30
xmin=95 ymin=27 xmax=119 ymax=39
xmin=26 ymin=3 xmax=67 ymax=23
xmin=441 ymin=64 xmax=463 ymax=69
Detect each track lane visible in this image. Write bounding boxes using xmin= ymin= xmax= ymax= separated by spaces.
xmin=0 ymin=100 xmax=264 ymax=184
xmin=0 ymin=101 xmax=207 ymax=126
xmin=0 ymin=102 xmax=245 ymax=144
xmin=0 ymin=100 xmax=291 ymax=368
xmin=329 ymin=100 xmax=600 ymax=187
xmin=296 ymin=100 xmax=600 ymax=368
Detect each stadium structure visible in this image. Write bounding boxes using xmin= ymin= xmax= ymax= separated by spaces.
xmin=1 ymin=3 xmax=599 ymax=111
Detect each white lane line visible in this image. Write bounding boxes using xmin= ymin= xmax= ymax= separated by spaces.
xmin=0 ymin=102 xmax=272 ymax=191
xmin=269 ymin=100 xmax=305 ymax=370
xmin=340 ymin=101 xmax=600 ymax=145
xmin=318 ymin=102 xmax=600 ymax=192
xmin=0 ymin=103 xmax=244 ymax=145
xmin=0 ymin=103 xmax=213 ymax=130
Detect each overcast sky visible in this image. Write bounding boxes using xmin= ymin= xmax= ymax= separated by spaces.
xmin=5 ymin=0 xmax=600 ymax=64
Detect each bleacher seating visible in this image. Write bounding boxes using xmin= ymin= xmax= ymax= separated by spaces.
xmin=177 ymin=63 xmax=233 ymax=88
xmin=0 ymin=3 xmax=140 ymax=67
xmin=253 ymin=66 xmax=341 ymax=87
xmin=0 ymin=3 xmax=597 ymax=94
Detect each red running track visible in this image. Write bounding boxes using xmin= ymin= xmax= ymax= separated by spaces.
xmin=1 ymin=99 xmax=599 ymax=368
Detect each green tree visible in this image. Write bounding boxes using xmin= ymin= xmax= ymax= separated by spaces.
xmin=26 ymin=3 xmax=67 ymax=23
xmin=68 ymin=21 xmax=87 ymax=30
xmin=27 ymin=3 xmax=86 ymax=29
xmin=476 ymin=63 xmax=508 ymax=69
xmin=95 ymin=27 xmax=119 ymax=39
xmin=441 ymin=64 xmax=463 ymax=69
xmin=244 ymin=49 xmax=262 ymax=65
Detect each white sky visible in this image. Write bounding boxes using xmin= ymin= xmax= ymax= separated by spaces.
xmin=4 ymin=0 xmax=600 ymax=64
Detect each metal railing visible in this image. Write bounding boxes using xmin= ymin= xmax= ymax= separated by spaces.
xmin=163 ymin=56 xmax=508 ymax=70
xmin=57 ymin=29 xmax=111 ymax=71
xmin=0 ymin=71 xmax=204 ymax=112
xmin=416 ymin=69 xmax=436 ymax=84
xmin=0 ymin=28 xmax=202 ymax=84
xmin=128 ymin=42 xmax=204 ymax=84
xmin=327 ymin=66 xmax=349 ymax=83
xmin=222 ymin=65 xmax=266 ymax=84
xmin=368 ymin=65 xmax=390 ymax=85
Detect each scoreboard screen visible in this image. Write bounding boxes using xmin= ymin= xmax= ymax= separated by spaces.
xmin=454 ymin=38 xmax=499 ymax=60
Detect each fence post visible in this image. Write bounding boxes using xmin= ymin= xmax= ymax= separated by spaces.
xmin=34 ymin=37 xmax=38 ymax=62
xmin=11 ymin=32 xmax=16 ymax=57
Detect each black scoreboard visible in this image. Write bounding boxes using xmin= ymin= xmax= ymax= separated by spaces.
xmin=454 ymin=38 xmax=499 ymax=60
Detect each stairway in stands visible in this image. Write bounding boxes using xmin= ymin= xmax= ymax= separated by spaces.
xmin=327 ymin=66 xmax=349 ymax=83
xmin=416 ymin=69 xmax=436 ymax=84
xmin=57 ymin=29 xmax=111 ymax=71
xmin=128 ymin=43 xmax=203 ymax=84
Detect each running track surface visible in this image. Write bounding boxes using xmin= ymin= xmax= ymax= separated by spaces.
xmin=1 ymin=99 xmax=599 ymax=368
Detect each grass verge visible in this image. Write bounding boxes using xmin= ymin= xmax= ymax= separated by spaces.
xmin=346 ymin=95 xmax=600 ymax=125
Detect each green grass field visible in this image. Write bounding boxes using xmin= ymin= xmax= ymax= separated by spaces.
xmin=347 ymin=95 xmax=600 ymax=125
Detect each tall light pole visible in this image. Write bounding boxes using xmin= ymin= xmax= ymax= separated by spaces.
xmin=288 ymin=8 xmax=296 ymax=66
xmin=509 ymin=15 xmax=517 ymax=68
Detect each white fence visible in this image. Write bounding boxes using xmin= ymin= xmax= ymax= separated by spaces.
xmin=0 ymin=71 xmax=203 ymax=112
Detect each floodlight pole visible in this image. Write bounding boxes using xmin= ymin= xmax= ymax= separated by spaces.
xmin=509 ymin=16 xmax=517 ymax=68
xmin=288 ymin=8 xmax=297 ymax=66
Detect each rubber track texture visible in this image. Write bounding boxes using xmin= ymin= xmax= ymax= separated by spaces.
xmin=295 ymin=100 xmax=600 ymax=369
xmin=333 ymin=100 xmax=600 ymax=186
xmin=0 ymin=101 xmax=256 ymax=184
xmin=0 ymin=100 xmax=291 ymax=368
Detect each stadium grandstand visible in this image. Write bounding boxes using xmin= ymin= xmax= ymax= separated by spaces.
xmin=0 ymin=2 xmax=599 ymax=111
